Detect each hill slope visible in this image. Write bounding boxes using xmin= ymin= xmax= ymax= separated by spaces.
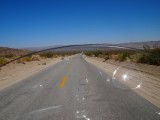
xmin=0 ymin=47 xmax=30 ymax=57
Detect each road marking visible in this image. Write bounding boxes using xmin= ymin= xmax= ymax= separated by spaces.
xmin=60 ymin=76 xmax=67 ymax=88
xmin=30 ymin=105 xmax=61 ymax=114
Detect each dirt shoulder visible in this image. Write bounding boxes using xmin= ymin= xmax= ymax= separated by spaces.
xmin=0 ymin=57 xmax=61 ymax=90
xmin=85 ymin=56 xmax=160 ymax=108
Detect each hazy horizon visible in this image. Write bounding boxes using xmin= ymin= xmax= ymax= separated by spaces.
xmin=0 ymin=0 xmax=160 ymax=48
xmin=1 ymin=40 xmax=160 ymax=49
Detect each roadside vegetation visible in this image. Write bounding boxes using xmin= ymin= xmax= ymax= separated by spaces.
xmin=84 ymin=46 xmax=160 ymax=66
xmin=1 ymin=45 xmax=159 ymax=66
xmin=39 ymin=51 xmax=78 ymax=58
xmin=0 ymin=51 xmax=78 ymax=65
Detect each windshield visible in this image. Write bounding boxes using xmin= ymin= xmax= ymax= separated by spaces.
xmin=0 ymin=0 xmax=160 ymax=120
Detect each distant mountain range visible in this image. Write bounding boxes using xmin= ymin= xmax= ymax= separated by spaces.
xmin=117 ymin=40 xmax=160 ymax=49
xmin=0 ymin=40 xmax=160 ymax=56
xmin=21 ymin=40 xmax=160 ymax=51
xmin=22 ymin=45 xmax=62 ymax=51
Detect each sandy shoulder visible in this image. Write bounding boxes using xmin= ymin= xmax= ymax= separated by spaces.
xmin=0 ymin=58 xmax=61 ymax=90
xmin=85 ymin=56 xmax=160 ymax=108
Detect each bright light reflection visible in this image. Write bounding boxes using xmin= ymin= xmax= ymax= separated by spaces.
xmin=106 ymin=79 xmax=110 ymax=82
xmin=85 ymin=118 xmax=91 ymax=120
xmin=156 ymin=111 xmax=160 ymax=115
xmin=122 ymin=74 xmax=127 ymax=81
xmin=82 ymin=97 xmax=85 ymax=101
xmin=83 ymin=115 xmax=86 ymax=118
xmin=135 ymin=84 xmax=141 ymax=89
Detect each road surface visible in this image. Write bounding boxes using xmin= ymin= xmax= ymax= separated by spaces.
xmin=0 ymin=55 xmax=159 ymax=120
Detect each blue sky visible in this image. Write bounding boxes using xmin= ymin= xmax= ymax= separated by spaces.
xmin=0 ymin=0 xmax=160 ymax=48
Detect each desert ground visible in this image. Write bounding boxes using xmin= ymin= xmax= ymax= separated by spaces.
xmin=0 ymin=57 xmax=63 ymax=90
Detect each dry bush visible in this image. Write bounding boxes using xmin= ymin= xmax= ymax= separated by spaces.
xmin=39 ymin=52 xmax=54 ymax=58
xmin=114 ymin=54 xmax=125 ymax=61
xmin=130 ymin=53 xmax=143 ymax=62
xmin=31 ymin=55 xmax=41 ymax=61
xmin=52 ymin=55 xmax=59 ymax=58
xmin=15 ymin=56 xmax=32 ymax=64
xmin=22 ymin=57 xmax=32 ymax=62
xmin=17 ymin=59 xmax=25 ymax=64
xmin=84 ymin=48 xmax=160 ymax=65
xmin=0 ymin=58 xmax=8 ymax=65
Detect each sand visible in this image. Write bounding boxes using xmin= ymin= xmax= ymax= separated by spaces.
xmin=0 ymin=58 xmax=61 ymax=90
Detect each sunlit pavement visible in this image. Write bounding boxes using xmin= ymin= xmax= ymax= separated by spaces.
xmin=0 ymin=55 xmax=159 ymax=120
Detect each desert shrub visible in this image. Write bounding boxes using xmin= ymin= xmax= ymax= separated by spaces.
xmin=97 ymin=53 xmax=109 ymax=61
xmin=85 ymin=52 xmax=92 ymax=56
xmin=151 ymin=48 xmax=160 ymax=65
xmin=31 ymin=55 xmax=41 ymax=61
xmin=137 ymin=54 xmax=150 ymax=64
xmin=16 ymin=56 xmax=32 ymax=64
xmin=0 ymin=58 xmax=7 ymax=65
xmin=115 ymin=54 xmax=125 ymax=61
xmin=137 ymin=48 xmax=160 ymax=65
xmin=103 ymin=55 xmax=109 ymax=61
xmin=84 ymin=51 xmax=101 ymax=57
xmin=11 ymin=56 xmax=20 ymax=60
xmin=40 ymin=52 xmax=54 ymax=58
xmin=148 ymin=48 xmax=160 ymax=65
xmin=130 ymin=53 xmax=143 ymax=62
xmin=52 ymin=54 xmax=59 ymax=58
xmin=94 ymin=51 xmax=102 ymax=57
xmin=143 ymin=45 xmax=150 ymax=51
xmin=98 ymin=54 xmax=105 ymax=58
xmin=122 ymin=52 xmax=129 ymax=58
xmin=22 ymin=56 xmax=32 ymax=62
xmin=17 ymin=59 xmax=22 ymax=63
xmin=84 ymin=48 xmax=160 ymax=65
xmin=0 ymin=54 xmax=20 ymax=60
xmin=4 ymin=54 xmax=15 ymax=58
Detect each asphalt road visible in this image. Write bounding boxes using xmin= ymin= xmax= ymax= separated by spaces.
xmin=0 ymin=55 xmax=159 ymax=120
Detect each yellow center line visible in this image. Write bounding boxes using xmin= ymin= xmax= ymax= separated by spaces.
xmin=60 ymin=75 xmax=67 ymax=88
